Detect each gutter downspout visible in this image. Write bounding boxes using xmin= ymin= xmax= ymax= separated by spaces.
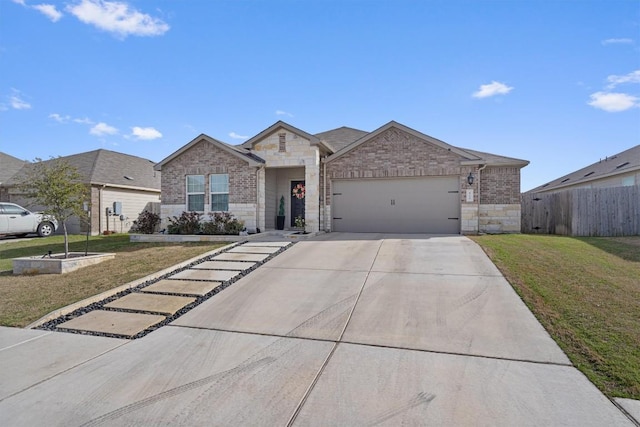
xmin=477 ymin=164 xmax=487 ymax=234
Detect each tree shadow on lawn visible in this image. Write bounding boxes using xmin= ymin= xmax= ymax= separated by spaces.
xmin=578 ymin=236 xmax=640 ymax=263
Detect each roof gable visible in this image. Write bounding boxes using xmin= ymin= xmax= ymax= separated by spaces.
xmin=241 ymin=121 xmax=330 ymax=151
xmin=327 ymin=121 xmax=483 ymax=164
xmin=155 ymin=134 xmax=264 ymax=171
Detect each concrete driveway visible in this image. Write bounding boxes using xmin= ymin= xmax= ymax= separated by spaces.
xmin=0 ymin=233 xmax=635 ymax=426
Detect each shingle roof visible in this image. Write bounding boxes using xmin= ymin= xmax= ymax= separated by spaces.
xmin=314 ymin=126 xmax=369 ymax=152
xmin=527 ymin=144 xmax=640 ymax=193
xmin=0 ymin=152 xmax=28 ymax=184
xmin=460 ymin=148 xmax=530 ymax=167
xmin=6 ymin=149 xmax=160 ymax=190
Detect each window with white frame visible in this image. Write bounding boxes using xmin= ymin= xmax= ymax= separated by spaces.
xmin=210 ymin=173 xmax=229 ymax=211
xmin=186 ymin=175 xmax=205 ymax=211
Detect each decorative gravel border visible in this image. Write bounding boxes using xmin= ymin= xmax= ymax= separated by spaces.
xmin=35 ymin=241 xmax=295 ymax=340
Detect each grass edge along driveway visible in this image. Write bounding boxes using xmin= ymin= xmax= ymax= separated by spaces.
xmin=470 ymin=234 xmax=640 ymax=400
xmin=0 ymin=234 xmax=226 ymax=328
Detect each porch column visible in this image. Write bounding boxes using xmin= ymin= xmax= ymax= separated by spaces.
xmin=257 ymin=167 xmax=266 ymax=232
xmin=304 ymin=163 xmax=320 ymax=232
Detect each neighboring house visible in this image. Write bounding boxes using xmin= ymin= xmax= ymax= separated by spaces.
xmin=155 ymin=120 xmax=529 ymax=234
xmin=0 ymin=152 xmax=28 ymax=202
xmin=3 ymin=149 xmax=161 ymax=234
xmin=527 ymin=145 xmax=640 ymax=193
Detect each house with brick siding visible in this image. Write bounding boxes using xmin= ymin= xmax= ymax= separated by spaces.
xmin=154 ymin=120 xmax=528 ymax=234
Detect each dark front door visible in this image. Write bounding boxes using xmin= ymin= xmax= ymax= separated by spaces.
xmin=290 ymin=180 xmax=305 ymax=227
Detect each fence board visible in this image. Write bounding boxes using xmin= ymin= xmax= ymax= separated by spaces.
xmin=522 ymin=185 xmax=640 ymax=236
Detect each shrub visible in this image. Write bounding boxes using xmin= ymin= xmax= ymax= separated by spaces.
xmin=167 ymin=211 xmax=202 ymax=235
xmin=202 ymin=212 xmax=245 ymax=235
xmin=129 ymin=210 xmax=161 ymax=234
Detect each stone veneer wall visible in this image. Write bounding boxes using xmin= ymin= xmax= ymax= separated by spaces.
xmin=159 ymin=139 xmax=258 ymax=231
xmin=251 ymin=130 xmax=320 ymax=232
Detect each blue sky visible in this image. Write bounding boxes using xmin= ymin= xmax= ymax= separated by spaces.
xmin=1 ymin=0 xmax=639 ymax=191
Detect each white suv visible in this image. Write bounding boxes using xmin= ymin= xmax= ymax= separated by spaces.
xmin=0 ymin=203 xmax=58 ymax=238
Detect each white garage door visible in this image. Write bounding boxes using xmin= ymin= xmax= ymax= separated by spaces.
xmin=332 ymin=177 xmax=460 ymax=233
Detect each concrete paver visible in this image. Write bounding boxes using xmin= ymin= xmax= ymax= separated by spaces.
xmin=190 ymin=260 xmax=257 ymax=270
xmin=0 ymin=327 xmax=334 ymax=426
xmin=228 ymin=246 xmax=281 ymax=254
xmin=172 ymin=267 xmax=368 ymax=341
xmin=169 ymin=268 xmax=238 ymax=281
xmin=213 ymin=252 xmax=270 ymax=262
xmin=342 ymin=271 xmax=570 ymax=363
xmin=104 ymin=293 xmax=196 ymax=315
xmin=0 ymin=328 xmax=123 ymax=400
xmin=293 ymin=343 xmax=631 ymax=426
xmin=241 ymin=241 xmax=291 ymax=247
xmin=142 ymin=279 xmax=222 ymax=296
xmin=58 ymin=310 xmax=166 ymax=337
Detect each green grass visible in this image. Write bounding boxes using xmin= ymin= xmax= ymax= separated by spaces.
xmin=0 ymin=234 xmax=226 ymax=327
xmin=470 ymin=234 xmax=640 ymax=400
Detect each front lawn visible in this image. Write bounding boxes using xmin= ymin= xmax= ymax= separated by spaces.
xmin=470 ymin=234 xmax=640 ymax=400
xmin=0 ymin=234 xmax=225 ymax=327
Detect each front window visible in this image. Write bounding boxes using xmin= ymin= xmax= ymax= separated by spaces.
xmin=210 ymin=174 xmax=229 ymax=211
xmin=186 ymin=175 xmax=205 ymax=211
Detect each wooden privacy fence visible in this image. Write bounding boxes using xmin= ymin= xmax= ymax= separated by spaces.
xmin=521 ymin=185 xmax=640 ymax=236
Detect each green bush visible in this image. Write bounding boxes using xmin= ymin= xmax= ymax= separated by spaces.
xmin=167 ymin=211 xmax=202 ymax=235
xmin=167 ymin=211 xmax=245 ymax=235
xmin=129 ymin=210 xmax=161 ymax=234
xmin=202 ymin=212 xmax=245 ymax=235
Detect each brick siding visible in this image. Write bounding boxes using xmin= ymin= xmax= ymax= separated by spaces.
xmin=325 ymin=128 xmax=463 ymax=204
xmin=160 ymin=140 xmax=256 ymax=206
xmin=480 ymin=167 xmax=521 ymax=204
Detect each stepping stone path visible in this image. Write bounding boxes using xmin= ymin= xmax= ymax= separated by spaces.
xmin=41 ymin=241 xmax=292 ymax=340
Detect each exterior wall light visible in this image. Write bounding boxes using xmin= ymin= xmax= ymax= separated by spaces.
xmin=467 ymin=172 xmax=475 ymax=185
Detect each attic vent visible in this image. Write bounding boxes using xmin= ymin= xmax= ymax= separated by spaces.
xmin=616 ymin=162 xmax=630 ymax=169
xmin=561 ymin=178 xmax=570 ymax=183
xmin=584 ymin=172 xmax=594 ymax=177
xmin=124 ymin=176 xmax=134 ymax=180
xmin=542 ymin=183 xmax=549 ymax=188
xmin=278 ymin=133 xmax=286 ymax=152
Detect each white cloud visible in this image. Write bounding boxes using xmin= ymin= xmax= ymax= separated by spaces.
xmin=131 ymin=126 xmax=162 ymax=140
xmin=606 ymin=70 xmax=640 ymax=89
xmin=472 ymin=81 xmax=514 ymax=98
xmin=601 ymin=38 xmax=633 ymax=45
xmin=9 ymin=90 xmax=31 ymax=110
xmin=275 ymin=110 xmax=293 ymax=117
xmin=66 ymin=0 xmax=170 ymax=38
xmin=588 ymin=92 xmax=639 ymax=112
xmin=90 ymin=122 xmax=118 ymax=136
xmin=49 ymin=113 xmax=71 ymax=122
xmin=12 ymin=0 xmax=26 ymax=5
xmin=229 ymin=132 xmax=248 ymax=140
xmin=73 ymin=117 xmax=93 ymax=124
xmin=32 ymin=4 xmax=63 ymax=22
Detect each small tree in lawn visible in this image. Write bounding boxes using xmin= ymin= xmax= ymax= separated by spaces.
xmin=18 ymin=158 xmax=88 ymax=258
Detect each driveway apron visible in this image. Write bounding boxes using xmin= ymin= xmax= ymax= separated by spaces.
xmin=0 ymin=234 xmax=635 ymax=426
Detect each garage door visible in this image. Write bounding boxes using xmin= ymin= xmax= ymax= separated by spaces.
xmin=332 ymin=177 xmax=460 ymax=233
